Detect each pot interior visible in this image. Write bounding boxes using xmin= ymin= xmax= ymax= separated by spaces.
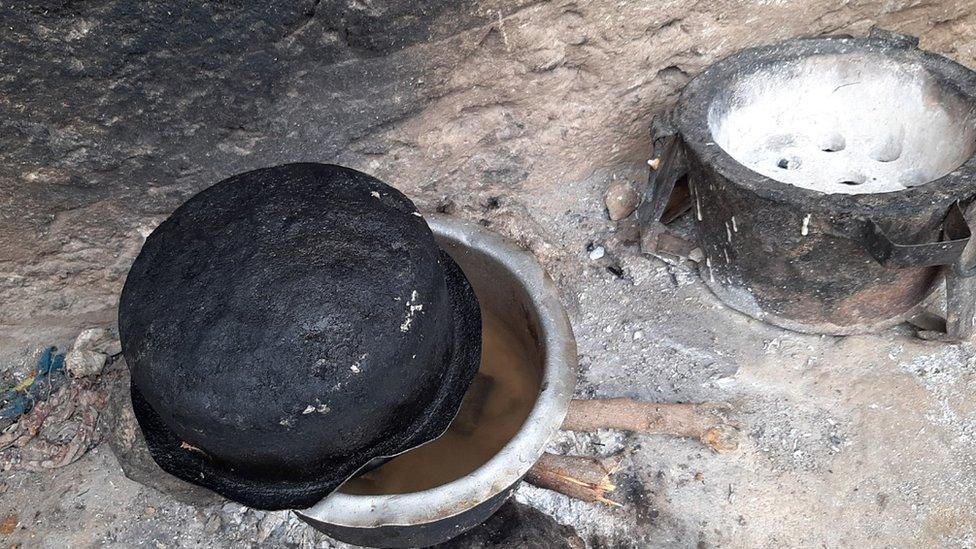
xmin=707 ymin=52 xmax=976 ymax=194
xmin=338 ymin=242 xmax=544 ymax=495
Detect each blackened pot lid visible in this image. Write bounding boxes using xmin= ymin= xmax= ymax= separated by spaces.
xmin=119 ymin=163 xmax=482 ymax=510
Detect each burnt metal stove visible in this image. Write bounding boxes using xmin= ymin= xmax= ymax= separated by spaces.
xmin=639 ymin=29 xmax=976 ymax=338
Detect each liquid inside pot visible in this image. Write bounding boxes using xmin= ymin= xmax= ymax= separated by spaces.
xmin=339 ymin=312 xmax=541 ymax=495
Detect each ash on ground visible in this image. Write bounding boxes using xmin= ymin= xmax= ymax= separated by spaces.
xmin=3 ymin=1 xmax=976 ymax=547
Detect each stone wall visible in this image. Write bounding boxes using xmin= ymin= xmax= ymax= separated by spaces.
xmin=1 ymin=0 xmax=973 ymax=350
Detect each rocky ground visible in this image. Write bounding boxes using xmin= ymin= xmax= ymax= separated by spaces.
xmin=2 ymin=0 xmax=976 ymax=547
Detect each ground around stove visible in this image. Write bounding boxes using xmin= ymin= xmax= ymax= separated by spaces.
xmin=2 ymin=0 xmax=976 ymax=547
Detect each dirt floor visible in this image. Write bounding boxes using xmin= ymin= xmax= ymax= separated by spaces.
xmin=3 ymin=1 xmax=976 ymax=547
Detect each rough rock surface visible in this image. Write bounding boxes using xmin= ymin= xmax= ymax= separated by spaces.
xmin=2 ymin=0 xmax=976 ymax=547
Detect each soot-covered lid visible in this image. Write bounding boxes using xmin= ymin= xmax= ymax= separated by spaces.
xmin=119 ymin=163 xmax=482 ymax=510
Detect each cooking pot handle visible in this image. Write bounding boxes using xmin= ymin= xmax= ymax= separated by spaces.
xmin=858 ymin=201 xmax=976 ymax=340
xmin=946 ymin=202 xmax=976 ymax=340
xmin=857 ymin=202 xmax=972 ymax=270
xmin=637 ymin=111 xmax=688 ymax=254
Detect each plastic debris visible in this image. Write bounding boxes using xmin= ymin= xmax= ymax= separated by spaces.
xmin=65 ymin=328 xmax=120 ymax=378
xmin=1 ymin=347 xmax=66 ymax=423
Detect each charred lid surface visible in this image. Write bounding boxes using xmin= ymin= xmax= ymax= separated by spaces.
xmin=119 ymin=163 xmax=481 ymax=510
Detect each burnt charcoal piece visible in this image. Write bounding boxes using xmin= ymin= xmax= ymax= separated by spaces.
xmin=119 ymin=163 xmax=482 ymax=510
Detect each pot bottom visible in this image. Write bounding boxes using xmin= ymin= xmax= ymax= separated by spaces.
xmin=312 ymin=484 xmax=517 ymax=548
xmin=701 ymin=273 xmax=942 ymax=335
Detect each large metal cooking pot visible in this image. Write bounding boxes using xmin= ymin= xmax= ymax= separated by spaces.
xmin=297 ymin=214 xmax=578 ymax=548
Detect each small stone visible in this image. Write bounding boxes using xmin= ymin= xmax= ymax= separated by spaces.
xmin=633 ymin=330 xmax=644 ymax=340
xmin=688 ymin=248 xmax=705 ymax=264
xmin=604 ymin=180 xmax=639 ymax=221
xmin=588 ymin=245 xmax=605 ymax=261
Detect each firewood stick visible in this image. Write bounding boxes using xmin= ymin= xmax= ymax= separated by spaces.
xmin=561 ymin=398 xmax=739 ymax=453
xmin=525 ymin=452 xmax=622 ymax=506
xmin=523 ymin=399 xmax=738 ymax=504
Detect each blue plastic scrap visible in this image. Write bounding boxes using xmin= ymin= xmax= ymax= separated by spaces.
xmin=0 ymin=346 xmax=66 ymax=422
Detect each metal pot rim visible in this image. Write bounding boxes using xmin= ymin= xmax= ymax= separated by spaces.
xmin=296 ymin=214 xmax=578 ymax=529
